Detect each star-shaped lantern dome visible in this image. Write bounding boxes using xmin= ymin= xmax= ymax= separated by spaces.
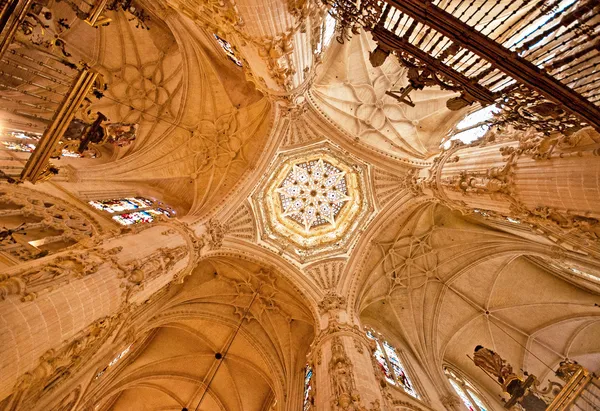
xmin=252 ymin=143 xmax=375 ymax=264
xmin=276 ymin=159 xmax=352 ymax=232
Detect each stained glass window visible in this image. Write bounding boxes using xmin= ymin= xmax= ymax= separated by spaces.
xmin=2 ymin=141 xmax=36 ymax=152
xmin=95 ymin=344 xmax=132 ymax=380
xmin=89 ymin=197 xmax=176 ymax=225
xmin=303 ymin=364 xmax=314 ymax=411
xmin=89 ymin=197 xmax=154 ymax=213
xmin=214 ymin=34 xmax=243 ymax=67
xmin=366 ymin=327 xmax=419 ymax=398
xmin=444 ymin=366 xmax=489 ymax=411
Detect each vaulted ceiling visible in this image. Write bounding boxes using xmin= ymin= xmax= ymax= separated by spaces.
xmin=57 ymin=6 xmax=272 ymax=218
xmin=310 ymin=32 xmax=465 ymax=160
xmin=2 ymin=1 xmax=599 ymax=410
xmin=356 ymin=203 xmax=600 ymax=402
xmin=95 ymin=256 xmax=316 ymax=411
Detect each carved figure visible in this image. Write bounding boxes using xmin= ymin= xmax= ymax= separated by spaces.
xmin=473 ymin=345 xmax=514 ymax=384
xmin=555 ymin=359 xmax=583 ymax=382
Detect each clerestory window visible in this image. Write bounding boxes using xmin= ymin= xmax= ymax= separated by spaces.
xmin=89 ymin=197 xmax=176 ymax=225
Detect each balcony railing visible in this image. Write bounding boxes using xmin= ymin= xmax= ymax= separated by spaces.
xmin=0 ymin=0 xmax=100 ymax=183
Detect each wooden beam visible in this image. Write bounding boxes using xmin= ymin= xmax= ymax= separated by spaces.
xmin=0 ymin=0 xmax=34 ymax=59
xmin=372 ymin=26 xmax=497 ymax=106
xmin=383 ymin=0 xmax=600 ymax=131
xmin=20 ymin=69 xmax=98 ymax=183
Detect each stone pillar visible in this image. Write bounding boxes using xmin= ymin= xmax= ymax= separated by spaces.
xmin=309 ymin=296 xmax=383 ymax=411
xmin=0 ymin=221 xmax=198 ymax=402
xmin=422 ymin=127 xmax=600 ymax=244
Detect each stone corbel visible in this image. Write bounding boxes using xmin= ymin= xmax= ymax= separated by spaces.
xmin=318 ymin=291 xmax=347 ymax=315
xmin=203 ymin=218 xmax=229 ymax=250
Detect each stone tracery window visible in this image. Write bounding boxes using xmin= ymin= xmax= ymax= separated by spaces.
xmin=303 ymin=363 xmax=314 ymax=410
xmin=89 ymin=197 xmax=176 ymax=225
xmin=316 ymin=13 xmax=337 ymax=53
xmin=277 ymin=158 xmax=351 ymax=232
xmin=366 ymin=327 xmax=419 ymax=399
xmin=444 ymin=366 xmax=490 ymax=411
xmin=213 ymin=34 xmax=243 ymax=67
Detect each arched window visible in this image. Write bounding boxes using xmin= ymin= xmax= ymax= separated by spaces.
xmin=316 ymin=13 xmax=336 ymax=54
xmin=444 ymin=366 xmax=490 ymax=411
xmin=213 ymin=34 xmax=243 ymax=67
xmin=89 ymin=197 xmax=176 ymax=225
xmin=441 ymin=104 xmax=499 ymax=149
xmin=366 ymin=327 xmax=419 ymax=399
xmin=303 ymin=363 xmax=314 ymax=410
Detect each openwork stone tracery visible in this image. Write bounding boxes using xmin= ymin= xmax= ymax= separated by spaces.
xmin=252 ymin=142 xmax=375 ymax=263
xmin=277 ymin=158 xmax=351 ymax=232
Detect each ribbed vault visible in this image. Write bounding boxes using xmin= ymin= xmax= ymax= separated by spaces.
xmin=92 ymin=256 xmax=316 ymax=411
xmin=57 ymin=9 xmax=271 ymax=218
xmin=310 ymin=32 xmax=465 ymax=160
xmin=356 ymin=203 xmax=600 ymax=403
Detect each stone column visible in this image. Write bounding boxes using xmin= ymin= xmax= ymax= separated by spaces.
xmin=0 ymin=221 xmax=198 ymax=403
xmin=421 ymin=127 xmax=600 ymax=245
xmin=309 ymin=295 xmax=383 ymax=411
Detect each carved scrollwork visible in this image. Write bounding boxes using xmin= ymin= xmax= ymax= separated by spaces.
xmin=493 ymin=85 xmax=588 ymax=136
xmin=0 ymin=185 xmax=97 ymax=262
xmin=323 ymin=0 xmax=383 ymax=42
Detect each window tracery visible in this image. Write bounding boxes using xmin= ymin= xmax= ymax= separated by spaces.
xmin=213 ymin=34 xmax=243 ymax=67
xmin=303 ymin=363 xmax=314 ymax=410
xmin=366 ymin=327 xmax=419 ymax=399
xmin=277 ymin=158 xmax=351 ymax=232
xmin=444 ymin=366 xmax=490 ymax=411
xmin=316 ymin=13 xmax=337 ymax=54
xmin=89 ymin=197 xmax=176 ymax=225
